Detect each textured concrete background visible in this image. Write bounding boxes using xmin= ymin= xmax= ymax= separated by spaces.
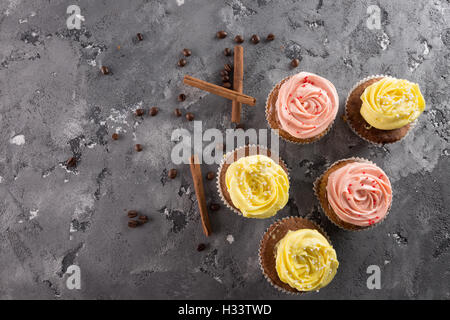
xmin=0 ymin=0 xmax=449 ymax=299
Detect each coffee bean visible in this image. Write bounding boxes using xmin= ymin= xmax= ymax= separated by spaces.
xmin=223 ymin=82 xmax=232 ymax=89
xmin=206 ymin=171 xmax=215 ymax=180
xmin=291 ymin=58 xmax=300 ymax=68
xmin=267 ymin=33 xmax=275 ymax=41
xmin=168 ymin=168 xmax=177 ymax=179
xmin=112 ymin=133 xmax=119 ymax=140
xmin=209 ymin=203 xmax=220 ymax=211
xmin=135 ymin=108 xmax=145 ymax=116
xmin=220 ymin=70 xmax=229 ymax=77
xmin=128 ymin=220 xmax=140 ymax=228
xmin=100 ymin=66 xmax=110 ymax=75
xmin=138 ymin=215 xmax=148 ymax=223
xmin=178 ymin=93 xmax=186 ymax=102
xmin=197 ymin=243 xmax=206 ymax=251
xmin=236 ymin=123 xmax=245 ymax=130
xmin=224 ymin=63 xmax=232 ymax=72
xmin=135 ymin=144 xmax=143 ymax=152
xmin=66 ymin=157 xmax=77 ymax=168
xmin=185 ymin=112 xmax=194 ymax=121
xmin=178 ymin=59 xmax=187 ymax=67
xmin=234 ymin=35 xmax=244 ymax=43
xmin=182 ymin=48 xmax=191 ymax=57
xmin=216 ymin=30 xmax=227 ymax=39
xmin=222 ymin=75 xmax=230 ymax=82
xmin=174 ymin=108 xmax=182 ymax=117
xmin=223 ymin=48 xmax=232 ymax=56
xmin=127 ymin=210 xmax=138 ymax=218
xmin=137 ymin=33 xmax=144 ymax=41
xmin=250 ymin=34 xmax=260 ymax=44
xmin=150 ymin=107 xmax=159 ymax=116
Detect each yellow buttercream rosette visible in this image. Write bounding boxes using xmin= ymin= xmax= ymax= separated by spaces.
xmin=225 ymin=155 xmax=289 ymax=218
xmin=360 ymin=77 xmax=425 ymax=130
xmin=275 ymin=229 xmax=338 ymax=291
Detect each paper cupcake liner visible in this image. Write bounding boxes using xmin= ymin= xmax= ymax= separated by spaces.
xmin=216 ymin=144 xmax=290 ymax=217
xmin=313 ymin=157 xmax=393 ymax=231
xmin=265 ymin=75 xmax=336 ymax=145
xmin=258 ymin=216 xmax=332 ymax=295
xmin=344 ymin=74 xmax=417 ymax=146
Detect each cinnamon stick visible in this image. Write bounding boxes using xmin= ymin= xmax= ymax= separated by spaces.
xmin=184 ymin=75 xmax=256 ymax=106
xmin=232 ymin=45 xmax=244 ymax=123
xmin=189 ymin=154 xmax=212 ymax=236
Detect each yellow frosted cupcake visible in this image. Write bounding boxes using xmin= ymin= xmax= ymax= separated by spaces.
xmin=259 ymin=217 xmax=338 ymax=294
xmin=346 ymin=76 xmax=425 ymax=144
xmin=217 ymin=145 xmax=289 ymax=218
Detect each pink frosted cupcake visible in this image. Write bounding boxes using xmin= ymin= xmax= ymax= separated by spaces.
xmin=314 ymin=158 xmax=393 ymax=230
xmin=266 ymin=72 xmax=339 ymax=144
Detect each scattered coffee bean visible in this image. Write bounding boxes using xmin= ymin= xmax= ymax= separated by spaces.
xmin=197 ymin=243 xmax=206 ymax=251
xmin=236 ymin=123 xmax=245 ymax=130
xmin=127 ymin=210 xmax=138 ymax=218
xmin=267 ymin=33 xmax=275 ymax=41
xmin=220 ymin=70 xmax=229 ymax=77
xmin=150 ymin=107 xmax=159 ymax=116
xmin=112 ymin=133 xmax=119 ymax=140
xmin=222 ymin=75 xmax=230 ymax=82
xmin=223 ymin=82 xmax=232 ymax=89
xmin=178 ymin=93 xmax=186 ymax=102
xmin=209 ymin=203 xmax=220 ymax=211
xmin=138 ymin=215 xmax=148 ymax=223
xmin=291 ymin=58 xmax=300 ymax=68
xmin=216 ymin=30 xmax=227 ymax=39
xmin=137 ymin=33 xmax=144 ymax=41
xmin=66 ymin=157 xmax=77 ymax=168
xmin=223 ymin=48 xmax=232 ymax=56
xmin=100 ymin=66 xmax=110 ymax=75
xmin=206 ymin=171 xmax=215 ymax=180
xmin=250 ymin=34 xmax=260 ymax=44
xmin=234 ymin=35 xmax=244 ymax=43
xmin=168 ymin=168 xmax=177 ymax=179
xmin=185 ymin=112 xmax=194 ymax=121
xmin=224 ymin=63 xmax=232 ymax=72
xmin=135 ymin=144 xmax=143 ymax=152
xmin=178 ymin=58 xmax=187 ymax=67
xmin=128 ymin=220 xmax=140 ymax=228
xmin=135 ymin=108 xmax=145 ymax=116
xmin=182 ymin=48 xmax=191 ymax=57
xmin=174 ymin=108 xmax=182 ymax=117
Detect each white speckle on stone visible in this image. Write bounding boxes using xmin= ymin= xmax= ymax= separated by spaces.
xmin=10 ymin=135 xmax=25 ymax=145
xmin=176 ymin=0 xmax=185 ymax=6
xmin=87 ymin=59 xmax=97 ymax=67
xmin=213 ymin=276 xmax=223 ymax=283
xmin=379 ymin=32 xmax=390 ymax=50
xmin=226 ymin=234 xmax=234 ymax=244
xmin=29 ymin=209 xmax=39 ymax=220
xmin=64 ymin=179 xmax=69 ymax=183
xmin=18 ymin=220 xmax=23 ymax=224
xmin=19 ymin=18 xmax=28 ymax=24
xmin=0 ymin=176 xmax=3 ymax=183
xmin=384 ymin=260 xmax=390 ymax=265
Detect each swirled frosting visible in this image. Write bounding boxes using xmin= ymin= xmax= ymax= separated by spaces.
xmin=360 ymin=77 xmax=425 ymax=130
xmin=275 ymin=229 xmax=338 ymax=291
xmin=225 ymin=155 xmax=289 ymax=218
xmin=326 ymin=162 xmax=392 ymax=227
xmin=275 ymin=72 xmax=339 ymax=139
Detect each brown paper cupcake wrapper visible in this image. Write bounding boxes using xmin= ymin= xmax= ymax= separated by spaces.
xmin=258 ymin=216 xmax=332 ymax=295
xmin=265 ymin=75 xmax=336 ymax=145
xmin=313 ymin=157 xmax=393 ymax=231
xmin=216 ymin=144 xmax=290 ymax=217
xmin=345 ymin=74 xmax=416 ymax=146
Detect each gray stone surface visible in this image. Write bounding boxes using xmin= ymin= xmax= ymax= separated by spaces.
xmin=0 ymin=0 xmax=449 ymax=299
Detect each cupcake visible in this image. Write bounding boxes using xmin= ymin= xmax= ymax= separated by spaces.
xmin=266 ymin=72 xmax=339 ymax=144
xmin=217 ymin=145 xmax=289 ymax=218
xmin=346 ymin=75 xmax=426 ymax=144
xmin=259 ymin=217 xmax=339 ymax=294
xmin=314 ymin=158 xmax=392 ymax=230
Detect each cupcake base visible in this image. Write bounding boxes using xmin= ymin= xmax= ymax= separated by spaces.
xmin=313 ymin=157 xmax=391 ymax=231
xmin=216 ymin=145 xmax=289 ymax=216
xmin=266 ymin=76 xmax=334 ymax=144
xmin=259 ymin=216 xmax=330 ymax=294
xmin=345 ymin=76 xmax=411 ymax=145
